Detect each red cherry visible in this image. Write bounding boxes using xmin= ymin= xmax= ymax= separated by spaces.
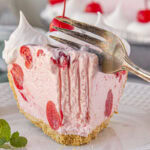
xmin=11 ymin=63 xmax=24 ymax=90
xmin=46 ymin=101 xmax=62 ymax=130
xmin=49 ymin=16 xmax=74 ymax=32
xmin=20 ymin=46 xmax=33 ymax=69
xmin=19 ymin=92 xmax=28 ymax=102
xmin=49 ymin=0 xmax=64 ymax=5
xmin=85 ymin=2 xmax=103 ymax=14
xmin=137 ymin=10 xmax=150 ymax=23
xmin=105 ymin=90 xmax=113 ymax=117
xmin=37 ymin=49 xmax=44 ymax=57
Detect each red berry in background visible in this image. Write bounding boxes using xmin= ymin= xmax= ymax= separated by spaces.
xmin=85 ymin=2 xmax=103 ymax=14
xmin=20 ymin=46 xmax=33 ymax=69
xmin=137 ymin=10 xmax=150 ymax=23
xmin=105 ymin=90 xmax=113 ymax=117
xmin=49 ymin=0 xmax=64 ymax=5
xmin=46 ymin=101 xmax=62 ymax=130
xmin=11 ymin=63 xmax=24 ymax=90
xmin=49 ymin=16 xmax=74 ymax=32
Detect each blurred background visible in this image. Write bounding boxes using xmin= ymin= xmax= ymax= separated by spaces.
xmin=0 ymin=0 xmax=150 ymax=84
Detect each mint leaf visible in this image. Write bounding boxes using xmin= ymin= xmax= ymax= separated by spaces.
xmin=10 ymin=132 xmax=27 ymax=148
xmin=11 ymin=132 xmax=19 ymax=139
xmin=0 ymin=137 xmax=7 ymax=146
xmin=0 ymin=119 xmax=11 ymax=142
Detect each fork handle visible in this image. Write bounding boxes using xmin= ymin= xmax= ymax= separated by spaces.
xmin=123 ymin=57 xmax=150 ymax=82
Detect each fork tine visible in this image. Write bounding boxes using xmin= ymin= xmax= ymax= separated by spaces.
xmin=49 ymin=35 xmax=81 ymax=50
xmin=53 ymin=26 xmax=108 ymax=51
xmin=55 ymin=17 xmax=115 ymax=41
xmin=50 ymin=35 xmax=104 ymax=66
xmin=47 ymin=44 xmax=59 ymax=48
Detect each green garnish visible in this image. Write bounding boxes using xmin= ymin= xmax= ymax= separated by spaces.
xmin=10 ymin=132 xmax=27 ymax=148
xmin=0 ymin=119 xmax=11 ymax=143
xmin=0 ymin=119 xmax=28 ymax=149
xmin=0 ymin=138 xmax=7 ymax=146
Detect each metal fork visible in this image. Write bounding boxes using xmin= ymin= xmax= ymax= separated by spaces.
xmin=50 ymin=17 xmax=150 ymax=82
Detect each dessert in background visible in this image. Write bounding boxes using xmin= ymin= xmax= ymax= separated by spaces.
xmin=3 ymin=0 xmax=130 ymax=145
xmin=41 ymin=0 xmax=104 ymax=26
xmin=104 ymin=0 xmax=150 ymax=36
xmin=41 ymin=0 xmax=150 ymax=37
xmin=127 ymin=0 xmax=150 ymax=35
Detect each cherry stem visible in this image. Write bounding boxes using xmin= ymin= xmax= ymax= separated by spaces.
xmin=145 ymin=0 xmax=148 ymax=10
xmin=63 ymin=0 xmax=66 ymax=17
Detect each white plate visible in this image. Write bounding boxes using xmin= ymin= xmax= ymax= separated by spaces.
xmin=0 ymin=82 xmax=150 ymax=150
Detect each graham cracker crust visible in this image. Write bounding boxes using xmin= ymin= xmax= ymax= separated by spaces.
xmin=8 ymin=71 xmax=128 ymax=146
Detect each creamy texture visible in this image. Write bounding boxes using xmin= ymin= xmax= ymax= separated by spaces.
xmin=5 ymin=13 xmax=130 ymax=137
xmin=127 ymin=22 xmax=150 ymax=35
xmin=3 ymin=12 xmax=49 ymax=64
xmin=8 ymin=44 xmax=127 ymax=136
xmin=103 ymin=2 xmax=129 ymax=31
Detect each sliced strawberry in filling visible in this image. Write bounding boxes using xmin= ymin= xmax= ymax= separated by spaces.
xmin=105 ymin=90 xmax=113 ymax=117
xmin=19 ymin=92 xmax=28 ymax=102
xmin=11 ymin=63 xmax=24 ymax=90
xmin=51 ymin=51 xmax=70 ymax=69
xmin=20 ymin=46 xmax=33 ymax=69
xmin=46 ymin=101 xmax=62 ymax=130
xmin=37 ymin=49 xmax=44 ymax=57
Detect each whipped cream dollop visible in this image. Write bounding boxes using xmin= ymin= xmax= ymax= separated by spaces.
xmin=103 ymin=2 xmax=129 ymax=31
xmin=127 ymin=22 xmax=150 ymax=36
xmin=3 ymin=12 xmax=49 ymax=64
xmin=72 ymin=12 xmax=103 ymax=27
xmin=41 ymin=0 xmax=86 ymax=24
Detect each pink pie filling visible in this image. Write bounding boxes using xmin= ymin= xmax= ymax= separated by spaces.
xmin=8 ymin=44 xmax=127 ymax=137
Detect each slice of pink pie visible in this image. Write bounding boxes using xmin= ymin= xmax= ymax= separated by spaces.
xmin=3 ymin=12 xmax=129 ymax=146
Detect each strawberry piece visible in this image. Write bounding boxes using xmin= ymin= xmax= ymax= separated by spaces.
xmin=105 ymin=90 xmax=113 ymax=117
xmin=20 ymin=46 xmax=33 ymax=69
xmin=51 ymin=51 xmax=70 ymax=69
xmin=85 ymin=2 xmax=103 ymax=14
xmin=49 ymin=0 xmax=64 ymax=5
xmin=46 ymin=101 xmax=62 ymax=130
xmin=19 ymin=92 xmax=28 ymax=102
xmin=49 ymin=16 xmax=74 ymax=32
xmin=11 ymin=64 xmax=24 ymax=90
xmin=37 ymin=49 xmax=44 ymax=57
